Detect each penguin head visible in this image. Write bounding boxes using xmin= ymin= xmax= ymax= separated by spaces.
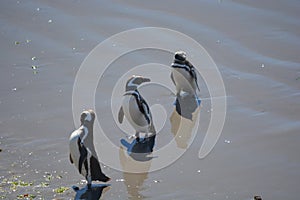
xmin=174 ymin=51 xmax=186 ymax=63
xmin=125 ymin=75 xmax=151 ymax=91
xmin=80 ymin=110 xmax=95 ymax=125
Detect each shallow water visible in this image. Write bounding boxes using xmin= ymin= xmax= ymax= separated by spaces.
xmin=0 ymin=0 xmax=300 ymax=199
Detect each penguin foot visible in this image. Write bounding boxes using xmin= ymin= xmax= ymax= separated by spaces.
xmin=72 ymin=185 xmax=80 ymax=191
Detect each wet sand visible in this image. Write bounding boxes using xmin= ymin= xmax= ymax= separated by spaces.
xmin=1 ymin=0 xmax=300 ymax=199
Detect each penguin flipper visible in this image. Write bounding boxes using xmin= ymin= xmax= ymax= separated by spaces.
xmin=140 ymin=100 xmax=151 ymax=125
xmin=118 ymin=106 xmax=124 ymax=123
xmin=69 ymin=154 xmax=74 ymax=164
xmin=77 ymin=139 xmax=88 ymax=174
xmin=90 ymin=156 xmax=110 ymax=182
xmin=190 ymin=67 xmax=200 ymax=92
xmin=170 ymin=72 xmax=175 ymax=86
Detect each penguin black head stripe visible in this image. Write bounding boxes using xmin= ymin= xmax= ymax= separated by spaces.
xmin=125 ymin=75 xmax=151 ymax=91
xmin=174 ymin=51 xmax=187 ymax=63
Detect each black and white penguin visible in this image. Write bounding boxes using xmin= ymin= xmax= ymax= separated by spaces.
xmin=118 ymin=75 xmax=156 ymax=143
xmin=170 ymin=51 xmax=200 ymax=96
xmin=69 ymin=110 xmax=110 ymax=189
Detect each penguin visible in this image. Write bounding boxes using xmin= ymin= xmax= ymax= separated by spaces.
xmin=170 ymin=51 xmax=200 ymax=96
xmin=118 ymin=75 xmax=156 ymax=142
xmin=69 ymin=110 xmax=110 ymax=190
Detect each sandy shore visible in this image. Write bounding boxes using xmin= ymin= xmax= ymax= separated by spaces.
xmin=0 ymin=0 xmax=299 ymax=199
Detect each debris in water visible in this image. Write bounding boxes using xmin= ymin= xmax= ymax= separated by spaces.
xmin=14 ymin=41 xmax=20 ymax=45
xmin=56 ymin=175 xmax=63 ymax=179
xmin=31 ymin=65 xmax=38 ymax=74
xmin=31 ymin=56 xmax=37 ymax=61
xmin=12 ymin=88 xmax=17 ymax=91
xmin=197 ymin=170 xmax=201 ymax=173
xmin=31 ymin=65 xmax=38 ymax=70
xmin=17 ymin=194 xmax=36 ymax=199
xmin=254 ymin=196 xmax=262 ymax=200
xmin=36 ymin=8 xmax=40 ymax=11
xmin=261 ymin=64 xmax=265 ymax=68
xmin=224 ymin=140 xmax=231 ymax=144
xmin=116 ymin=179 xmax=125 ymax=182
xmin=48 ymin=19 xmax=52 ymax=23
xmin=153 ymin=180 xmax=161 ymax=183
xmin=53 ymin=186 xmax=69 ymax=194
xmin=26 ymin=39 xmax=31 ymax=43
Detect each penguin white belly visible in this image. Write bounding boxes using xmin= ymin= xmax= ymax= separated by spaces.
xmin=122 ymin=95 xmax=150 ymax=133
xmin=172 ymin=68 xmax=196 ymax=94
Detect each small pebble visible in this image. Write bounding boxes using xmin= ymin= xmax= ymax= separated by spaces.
xmin=48 ymin=19 xmax=52 ymax=23
xmin=116 ymin=179 xmax=125 ymax=182
xmin=261 ymin=64 xmax=265 ymax=68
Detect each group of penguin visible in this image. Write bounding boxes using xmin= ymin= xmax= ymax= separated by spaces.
xmin=69 ymin=51 xmax=200 ymax=191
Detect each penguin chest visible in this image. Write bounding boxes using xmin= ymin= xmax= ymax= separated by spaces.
xmin=122 ymin=95 xmax=149 ymax=132
xmin=172 ymin=68 xmax=196 ymax=93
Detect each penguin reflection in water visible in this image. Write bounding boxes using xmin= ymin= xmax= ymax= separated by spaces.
xmin=69 ymin=110 xmax=110 ymax=191
xmin=72 ymin=184 xmax=110 ymax=200
xmin=118 ymin=75 xmax=156 ymax=157
xmin=170 ymin=93 xmax=201 ymax=149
